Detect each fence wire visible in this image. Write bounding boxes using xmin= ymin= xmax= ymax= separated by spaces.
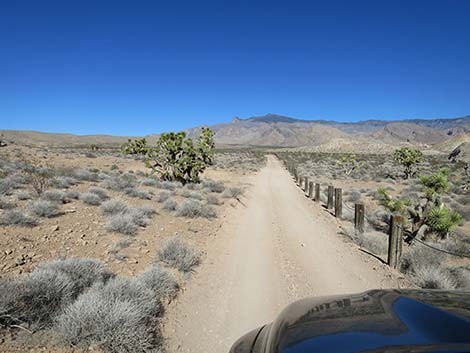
xmin=288 ymin=167 xmax=470 ymax=260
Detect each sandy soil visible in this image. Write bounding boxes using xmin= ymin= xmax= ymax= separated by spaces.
xmin=163 ymin=155 xmax=409 ymax=353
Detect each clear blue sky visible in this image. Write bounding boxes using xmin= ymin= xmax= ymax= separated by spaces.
xmin=1 ymin=0 xmax=469 ymax=135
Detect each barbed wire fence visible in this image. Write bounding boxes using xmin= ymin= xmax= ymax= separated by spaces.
xmin=284 ymin=160 xmax=470 ymax=268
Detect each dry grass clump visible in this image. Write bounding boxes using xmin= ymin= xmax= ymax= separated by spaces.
xmin=65 ymin=190 xmax=80 ymax=200
xmin=158 ymin=237 xmax=201 ymax=272
xmin=206 ymin=194 xmax=222 ymax=205
xmin=0 ymin=177 xmax=17 ymax=195
xmin=160 ymin=181 xmax=182 ymax=191
xmin=101 ymin=199 xmax=129 ymax=215
xmin=156 ymin=190 xmax=172 ymax=203
xmin=73 ymin=169 xmax=99 ymax=182
xmin=0 ymin=208 xmax=38 ymax=226
xmin=175 ymin=199 xmax=216 ymax=218
xmin=28 ymin=200 xmax=61 ymax=218
xmin=101 ymin=175 xmax=136 ymax=191
xmin=413 ymin=265 xmax=457 ymax=290
xmin=89 ymin=186 xmax=109 ymax=200
xmin=202 ymin=180 xmax=225 ymax=193
xmin=106 ymin=214 xmax=138 ymax=235
xmin=79 ymin=192 xmax=102 ymax=206
xmin=0 ymin=197 xmax=16 ymax=209
xmin=50 ymin=176 xmax=77 ymax=189
xmin=41 ymin=190 xmax=68 ymax=203
xmin=0 ymin=258 xmax=110 ymax=330
xmin=16 ymin=191 xmax=33 ymax=200
xmin=103 ymin=199 xmax=155 ymax=235
xmin=136 ymin=264 xmax=179 ymax=301
xmin=55 ymin=277 xmax=163 ymax=353
xmin=141 ymin=177 xmax=162 ymax=187
xmin=124 ymin=187 xmax=152 ymax=200
xmin=163 ymin=198 xmax=178 ymax=211
xmin=221 ymin=187 xmax=242 ymax=199
xmin=339 ymin=226 xmax=387 ymax=255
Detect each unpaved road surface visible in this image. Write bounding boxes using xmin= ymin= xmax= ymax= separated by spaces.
xmin=164 ymin=155 xmax=408 ymax=353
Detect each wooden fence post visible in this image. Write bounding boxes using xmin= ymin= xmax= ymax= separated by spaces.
xmin=315 ymin=183 xmax=320 ymax=203
xmin=304 ymin=177 xmax=309 ymax=193
xmin=335 ymin=188 xmax=342 ymax=218
xmin=354 ymin=203 xmax=365 ymax=234
xmin=308 ymin=181 xmax=314 ymax=199
xmin=388 ymin=215 xmax=403 ymax=269
xmin=327 ymin=185 xmax=334 ymax=209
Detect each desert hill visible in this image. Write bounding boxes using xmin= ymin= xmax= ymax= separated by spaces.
xmin=1 ymin=113 xmax=469 ymax=152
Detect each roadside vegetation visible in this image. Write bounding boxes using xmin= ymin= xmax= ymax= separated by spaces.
xmin=278 ymin=148 xmax=470 ymax=290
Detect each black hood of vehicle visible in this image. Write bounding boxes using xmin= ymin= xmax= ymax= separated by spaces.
xmin=232 ymin=289 xmax=470 ymax=353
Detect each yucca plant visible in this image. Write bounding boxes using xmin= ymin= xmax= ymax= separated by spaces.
xmin=426 ymin=204 xmax=462 ymax=239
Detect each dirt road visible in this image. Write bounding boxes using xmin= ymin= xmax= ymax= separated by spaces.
xmin=164 ymin=155 xmax=406 ymax=353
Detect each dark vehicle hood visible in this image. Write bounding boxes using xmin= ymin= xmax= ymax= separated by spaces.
xmin=231 ymin=289 xmax=470 ymax=353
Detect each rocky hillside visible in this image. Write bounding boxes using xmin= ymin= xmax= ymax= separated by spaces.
xmin=1 ymin=113 xmax=469 ymax=151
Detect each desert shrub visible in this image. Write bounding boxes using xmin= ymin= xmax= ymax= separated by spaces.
xmin=413 ymin=265 xmax=457 ymax=290
xmin=0 ymin=197 xmax=16 ymax=209
xmin=41 ymin=190 xmax=67 ymax=203
xmin=79 ymin=192 xmax=102 ymax=206
xmin=0 ymin=270 xmax=74 ymax=329
xmin=345 ymin=190 xmax=361 ymax=203
xmin=400 ymin=244 xmax=448 ymax=274
xmin=89 ymin=186 xmax=109 ymax=200
xmin=73 ymin=169 xmax=99 ymax=182
xmin=188 ymin=191 xmax=203 ymax=200
xmin=202 ymin=180 xmax=225 ymax=193
xmin=65 ymin=190 xmax=80 ymax=200
xmin=141 ymin=177 xmax=162 ymax=187
xmin=55 ymin=277 xmax=162 ymax=353
xmin=124 ymin=187 xmax=152 ymax=200
xmin=206 ymin=194 xmax=222 ymax=205
xmin=175 ymin=199 xmax=216 ymax=218
xmin=0 ymin=209 xmax=38 ymax=226
xmin=163 ymin=198 xmax=177 ymax=211
xmin=34 ymin=258 xmax=112 ymax=299
xmin=16 ymin=191 xmax=32 ymax=200
xmin=156 ymin=190 xmax=171 ymax=203
xmin=28 ymin=200 xmax=60 ymax=218
xmin=50 ymin=176 xmax=77 ymax=189
xmin=158 ymin=237 xmax=200 ymax=272
xmin=160 ymin=181 xmax=180 ymax=191
xmin=126 ymin=208 xmax=150 ymax=227
xmin=102 ymin=175 xmax=136 ymax=191
xmin=137 ymin=265 xmax=179 ymax=300
xmin=106 ymin=214 xmax=138 ymax=235
xmin=221 ymin=187 xmax=242 ymax=199
xmin=101 ymin=199 xmax=129 ymax=216
xmin=0 ymin=177 xmax=16 ymax=195
xmin=137 ymin=205 xmax=156 ymax=217
xmin=450 ymin=267 xmax=470 ymax=289
xmin=184 ymin=182 xmax=202 ymax=191
xmin=23 ymin=166 xmax=54 ymax=195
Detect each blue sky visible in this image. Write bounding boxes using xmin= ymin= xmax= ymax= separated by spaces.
xmin=1 ymin=0 xmax=469 ymax=135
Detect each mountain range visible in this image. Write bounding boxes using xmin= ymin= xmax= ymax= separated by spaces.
xmin=2 ymin=114 xmax=470 ymax=153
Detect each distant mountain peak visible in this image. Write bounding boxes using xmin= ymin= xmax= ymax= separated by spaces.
xmin=231 ymin=116 xmax=242 ymax=123
xmin=247 ymin=113 xmax=307 ymax=124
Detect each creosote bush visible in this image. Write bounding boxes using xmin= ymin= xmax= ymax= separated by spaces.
xmin=158 ymin=237 xmax=201 ymax=272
